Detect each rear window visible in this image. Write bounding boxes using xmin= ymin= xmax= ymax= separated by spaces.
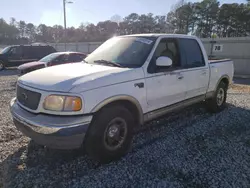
xmin=37 ymin=46 xmax=55 ymax=57
xmin=179 ymin=38 xmax=205 ymax=68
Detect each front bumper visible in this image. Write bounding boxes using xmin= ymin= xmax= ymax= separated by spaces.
xmin=10 ymin=98 xmax=92 ymax=149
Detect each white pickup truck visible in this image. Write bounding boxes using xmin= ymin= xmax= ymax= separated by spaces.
xmin=10 ymin=34 xmax=234 ymax=162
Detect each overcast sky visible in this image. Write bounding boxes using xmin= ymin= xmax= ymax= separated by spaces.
xmin=1 ymin=0 xmax=245 ymax=27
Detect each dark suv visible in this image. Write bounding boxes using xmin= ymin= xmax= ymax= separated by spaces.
xmin=0 ymin=44 xmax=56 ymax=71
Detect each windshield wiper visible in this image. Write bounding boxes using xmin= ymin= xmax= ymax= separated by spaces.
xmin=94 ymin=60 xmax=122 ymax=67
xmin=82 ymin=59 xmax=89 ymax=64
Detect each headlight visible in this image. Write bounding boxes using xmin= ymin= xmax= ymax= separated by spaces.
xmin=43 ymin=95 xmax=82 ymax=112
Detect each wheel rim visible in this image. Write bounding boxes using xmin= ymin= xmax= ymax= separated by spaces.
xmin=0 ymin=63 xmax=3 ymax=70
xmin=216 ymin=88 xmax=225 ymax=106
xmin=104 ymin=117 xmax=128 ymax=151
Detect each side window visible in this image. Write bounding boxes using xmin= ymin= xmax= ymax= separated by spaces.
xmin=148 ymin=38 xmax=180 ymax=73
xmin=22 ymin=46 xmax=32 ymax=59
xmin=35 ymin=46 xmax=53 ymax=59
xmin=43 ymin=46 xmax=54 ymax=55
xmin=61 ymin=54 xmax=70 ymax=63
xmin=49 ymin=46 xmax=57 ymax=53
xmin=39 ymin=46 xmax=49 ymax=58
xmin=154 ymin=39 xmax=180 ymax=67
xmin=51 ymin=54 xmax=69 ymax=65
xmin=34 ymin=46 xmax=42 ymax=57
xmin=68 ymin=54 xmax=85 ymax=62
xmin=26 ymin=46 xmax=41 ymax=59
xmin=9 ymin=46 xmax=22 ymax=57
xmin=179 ymin=39 xmax=205 ymax=68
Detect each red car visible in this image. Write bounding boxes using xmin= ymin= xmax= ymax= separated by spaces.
xmin=18 ymin=52 xmax=87 ymax=75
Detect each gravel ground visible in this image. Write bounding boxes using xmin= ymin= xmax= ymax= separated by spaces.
xmin=1 ymin=70 xmax=250 ymax=188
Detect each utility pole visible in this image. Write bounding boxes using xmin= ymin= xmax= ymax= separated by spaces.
xmin=63 ymin=0 xmax=67 ymax=30
xmin=63 ymin=0 xmax=73 ymax=51
xmin=63 ymin=0 xmax=67 ymax=51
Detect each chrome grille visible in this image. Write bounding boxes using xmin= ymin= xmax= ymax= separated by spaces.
xmin=16 ymin=85 xmax=41 ymax=110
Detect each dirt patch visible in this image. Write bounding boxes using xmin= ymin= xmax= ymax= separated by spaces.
xmin=231 ymin=84 xmax=250 ymax=93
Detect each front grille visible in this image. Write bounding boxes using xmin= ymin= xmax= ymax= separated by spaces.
xmin=17 ymin=85 xmax=41 ymax=110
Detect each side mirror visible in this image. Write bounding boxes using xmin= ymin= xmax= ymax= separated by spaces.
xmin=156 ymin=56 xmax=172 ymax=67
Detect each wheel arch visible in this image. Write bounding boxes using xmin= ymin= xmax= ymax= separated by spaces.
xmin=0 ymin=59 xmax=5 ymax=70
xmin=215 ymin=75 xmax=230 ymax=90
xmin=91 ymin=95 xmax=144 ymax=126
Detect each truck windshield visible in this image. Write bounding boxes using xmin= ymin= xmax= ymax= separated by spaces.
xmin=84 ymin=36 xmax=156 ymax=68
xmin=0 ymin=46 xmax=11 ymax=54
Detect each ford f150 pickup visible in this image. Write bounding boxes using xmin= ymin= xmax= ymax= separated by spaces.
xmin=10 ymin=34 xmax=234 ymax=163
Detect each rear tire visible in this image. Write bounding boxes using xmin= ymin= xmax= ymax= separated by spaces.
xmin=206 ymin=82 xmax=227 ymax=113
xmin=0 ymin=61 xmax=5 ymax=71
xmin=85 ymin=105 xmax=134 ymax=163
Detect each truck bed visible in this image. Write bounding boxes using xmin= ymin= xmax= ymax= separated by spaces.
xmin=207 ymin=59 xmax=234 ymax=93
xmin=209 ymin=59 xmax=231 ymax=64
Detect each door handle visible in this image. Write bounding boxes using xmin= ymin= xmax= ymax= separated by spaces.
xmin=177 ymin=75 xmax=184 ymax=80
xmin=134 ymin=82 xmax=144 ymax=88
xmin=201 ymin=71 xmax=207 ymax=75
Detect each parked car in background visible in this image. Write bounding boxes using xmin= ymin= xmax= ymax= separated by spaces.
xmin=0 ymin=44 xmax=56 ymax=71
xmin=18 ymin=52 xmax=87 ymax=75
xmin=10 ymin=34 xmax=234 ymax=163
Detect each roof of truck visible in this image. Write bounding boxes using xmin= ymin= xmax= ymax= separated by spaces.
xmin=9 ymin=44 xmax=53 ymax=47
xmin=51 ymin=51 xmax=86 ymax=55
xmin=121 ymin=33 xmax=198 ymax=39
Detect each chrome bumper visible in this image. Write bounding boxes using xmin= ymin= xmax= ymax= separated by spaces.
xmin=10 ymin=98 xmax=92 ymax=149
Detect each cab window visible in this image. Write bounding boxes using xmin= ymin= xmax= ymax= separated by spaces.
xmin=178 ymin=38 xmax=205 ymax=68
xmin=148 ymin=38 xmax=181 ymax=73
xmin=9 ymin=46 xmax=22 ymax=56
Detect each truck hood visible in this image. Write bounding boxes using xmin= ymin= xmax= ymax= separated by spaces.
xmin=18 ymin=63 xmax=143 ymax=92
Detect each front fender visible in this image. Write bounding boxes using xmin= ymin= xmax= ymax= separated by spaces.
xmin=91 ymin=95 xmax=144 ymax=125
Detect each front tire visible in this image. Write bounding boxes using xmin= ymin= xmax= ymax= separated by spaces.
xmin=85 ymin=105 xmax=134 ymax=163
xmin=0 ymin=61 xmax=5 ymax=71
xmin=206 ymin=82 xmax=227 ymax=113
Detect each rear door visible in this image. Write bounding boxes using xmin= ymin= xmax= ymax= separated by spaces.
xmin=30 ymin=46 xmax=42 ymax=61
xmin=22 ymin=46 xmax=38 ymax=64
xmin=36 ymin=46 xmax=48 ymax=60
xmin=178 ymin=38 xmax=209 ymax=99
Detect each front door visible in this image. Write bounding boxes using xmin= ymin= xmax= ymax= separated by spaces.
xmin=7 ymin=46 xmax=23 ymax=67
xmin=144 ymin=38 xmax=186 ymax=113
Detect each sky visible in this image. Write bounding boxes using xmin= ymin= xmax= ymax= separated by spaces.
xmin=0 ymin=0 xmax=246 ymax=28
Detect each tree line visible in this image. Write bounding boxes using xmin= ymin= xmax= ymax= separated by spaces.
xmin=0 ymin=0 xmax=249 ymax=45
